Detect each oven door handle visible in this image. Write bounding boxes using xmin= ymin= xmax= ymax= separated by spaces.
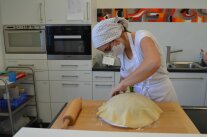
xmin=54 ymin=35 xmax=81 ymax=39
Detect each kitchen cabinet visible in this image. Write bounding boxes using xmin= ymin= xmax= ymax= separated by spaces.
xmin=45 ymin=0 xmax=93 ymax=24
xmin=1 ymin=0 xmax=45 ymax=24
xmin=92 ymin=71 xmax=114 ymax=100
xmin=169 ymin=73 xmax=207 ymax=106
xmin=50 ymin=102 xmax=65 ymax=119
xmin=115 ymin=72 xmax=120 ymax=86
xmin=5 ymin=59 xmax=51 ymax=123
xmin=48 ymin=60 xmax=92 ymax=119
xmin=5 ymin=60 xmax=48 ymax=70
xmin=50 ymin=81 xmax=92 ymax=102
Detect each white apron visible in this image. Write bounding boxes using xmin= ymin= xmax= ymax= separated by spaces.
xmin=118 ymin=31 xmax=177 ymax=102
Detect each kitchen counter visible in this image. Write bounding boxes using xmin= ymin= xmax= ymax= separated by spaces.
xmin=92 ymin=64 xmax=207 ymax=73
xmin=92 ymin=64 xmax=120 ymax=71
xmin=50 ymin=100 xmax=199 ymax=134
xmin=14 ymin=128 xmax=206 ymax=137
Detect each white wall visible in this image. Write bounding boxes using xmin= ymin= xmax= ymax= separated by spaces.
xmin=93 ymin=0 xmax=207 ymax=63
xmin=0 ymin=0 xmax=4 ymax=70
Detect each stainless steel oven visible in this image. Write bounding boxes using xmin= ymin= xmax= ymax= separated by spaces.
xmin=46 ymin=25 xmax=91 ymax=60
xmin=3 ymin=25 xmax=46 ymax=53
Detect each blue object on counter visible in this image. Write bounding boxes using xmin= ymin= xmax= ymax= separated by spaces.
xmin=8 ymin=71 xmax=16 ymax=82
xmin=0 ymin=92 xmax=28 ymax=112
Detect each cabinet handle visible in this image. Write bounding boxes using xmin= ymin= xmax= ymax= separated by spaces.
xmin=95 ymin=76 xmax=113 ymax=79
xmin=39 ymin=2 xmax=43 ymax=23
xmin=8 ymin=61 xmax=17 ymax=63
xmin=170 ymin=78 xmax=204 ymax=80
xmin=62 ymin=83 xmax=79 ymax=86
xmin=61 ymin=75 xmax=78 ymax=78
xmin=61 ymin=65 xmax=78 ymax=67
xmin=95 ymin=84 xmax=113 ymax=87
xmin=86 ymin=2 xmax=89 ymax=21
xmin=18 ymin=64 xmax=34 ymax=67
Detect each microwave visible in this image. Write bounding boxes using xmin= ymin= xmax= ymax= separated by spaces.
xmin=3 ymin=25 xmax=46 ymax=53
xmin=46 ymin=25 xmax=91 ymax=60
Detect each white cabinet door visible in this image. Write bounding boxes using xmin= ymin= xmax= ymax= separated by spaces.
xmin=35 ymin=81 xmax=50 ymax=102
xmin=169 ymin=73 xmax=207 ymax=106
xmin=5 ymin=60 xmax=48 ymax=70
xmin=49 ymin=71 xmax=92 ymax=81
xmin=34 ymin=70 xmax=49 ymax=81
xmin=48 ymin=60 xmax=92 ymax=71
xmin=51 ymin=102 xmax=65 ymax=120
xmin=37 ymin=102 xmax=52 ymax=123
xmin=45 ymin=0 xmax=91 ymax=24
xmin=115 ymin=72 xmax=120 ymax=86
xmin=93 ymin=71 xmax=114 ymax=82
xmin=1 ymin=0 xmax=45 ymax=24
xmin=93 ymin=81 xmax=114 ymax=100
xmin=92 ymin=71 xmax=115 ymax=100
xmin=50 ymin=81 xmax=92 ymax=102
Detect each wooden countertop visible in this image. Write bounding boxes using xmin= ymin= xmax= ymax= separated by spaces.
xmin=51 ymin=100 xmax=199 ymax=134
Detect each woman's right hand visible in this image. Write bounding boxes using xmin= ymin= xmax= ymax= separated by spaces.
xmin=111 ymin=90 xmax=126 ymax=97
xmin=110 ymin=81 xmax=127 ymax=97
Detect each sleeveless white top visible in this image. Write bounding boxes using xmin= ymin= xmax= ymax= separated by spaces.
xmin=118 ymin=30 xmax=177 ymax=102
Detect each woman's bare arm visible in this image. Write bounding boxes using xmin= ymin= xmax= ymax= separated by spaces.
xmin=111 ymin=36 xmax=161 ymax=96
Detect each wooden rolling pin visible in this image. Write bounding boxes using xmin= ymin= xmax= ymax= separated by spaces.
xmin=61 ymin=97 xmax=82 ymax=129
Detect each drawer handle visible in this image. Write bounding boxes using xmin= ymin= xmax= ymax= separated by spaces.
xmin=18 ymin=64 xmax=34 ymax=67
xmin=61 ymin=65 xmax=78 ymax=67
xmin=61 ymin=75 xmax=79 ymax=78
xmin=170 ymin=78 xmax=204 ymax=80
xmin=95 ymin=76 xmax=113 ymax=79
xmin=95 ymin=84 xmax=113 ymax=87
xmin=62 ymin=83 xmax=79 ymax=86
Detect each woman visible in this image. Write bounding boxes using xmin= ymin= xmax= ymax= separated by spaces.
xmin=92 ymin=17 xmax=177 ymax=102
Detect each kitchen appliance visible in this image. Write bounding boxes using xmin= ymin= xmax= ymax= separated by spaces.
xmin=183 ymin=107 xmax=207 ymax=133
xmin=46 ymin=25 xmax=91 ymax=60
xmin=3 ymin=25 xmax=46 ymax=53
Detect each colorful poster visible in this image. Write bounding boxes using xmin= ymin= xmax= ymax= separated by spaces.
xmin=97 ymin=8 xmax=207 ymax=23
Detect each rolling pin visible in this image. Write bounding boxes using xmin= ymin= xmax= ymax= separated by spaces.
xmin=61 ymin=97 xmax=82 ymax=129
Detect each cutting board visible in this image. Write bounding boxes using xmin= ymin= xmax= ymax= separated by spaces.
xmin=51 ymin=100 xmax=199 ymax=134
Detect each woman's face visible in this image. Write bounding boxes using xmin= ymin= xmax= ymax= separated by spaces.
xmin=97 ymin=42 xmax=112 ymax=52
xmin=97 ymin=39 xmax=123 ymax=53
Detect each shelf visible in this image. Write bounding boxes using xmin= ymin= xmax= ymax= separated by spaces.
xmin=0 ymin=74 xmax=33 ymax=88
xmin=0 ymin=95 xmax=34 ymax=116
xmin=0 ymin=67 xmax=37 ymax=136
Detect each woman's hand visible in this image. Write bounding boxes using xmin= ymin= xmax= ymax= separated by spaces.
xmin=110 ymin=81 xmax=127 ymax=97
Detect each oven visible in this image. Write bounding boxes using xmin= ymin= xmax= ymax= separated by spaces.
xmin=3 ymin=25 xmax=46 ymax=53
xmin=46 ymin=25 xmax=91 ymax=60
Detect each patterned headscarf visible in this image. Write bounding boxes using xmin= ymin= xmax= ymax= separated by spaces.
xmin=92 ymin=17 xmax=129 ymax=48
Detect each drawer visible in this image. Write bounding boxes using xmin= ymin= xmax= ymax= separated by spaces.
xmin=50 ymin=81 xmax=92 ymax=102
xmin=6 ymin=59 xmax=48 ymax=70
xmin=93 ymin=81 xmax=114 ymax=100
xmin=23 ymin=70 xmax=49 ymax=81
xmin=34 ymin=70 xmax=49 ymax=80
xmin=48 ymin=60 xmax=92 ymax=70
xmin=93 ymin=71 xmax=114 ymax=82
xmin=49 ymin=71 xmax=92 ymax=81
